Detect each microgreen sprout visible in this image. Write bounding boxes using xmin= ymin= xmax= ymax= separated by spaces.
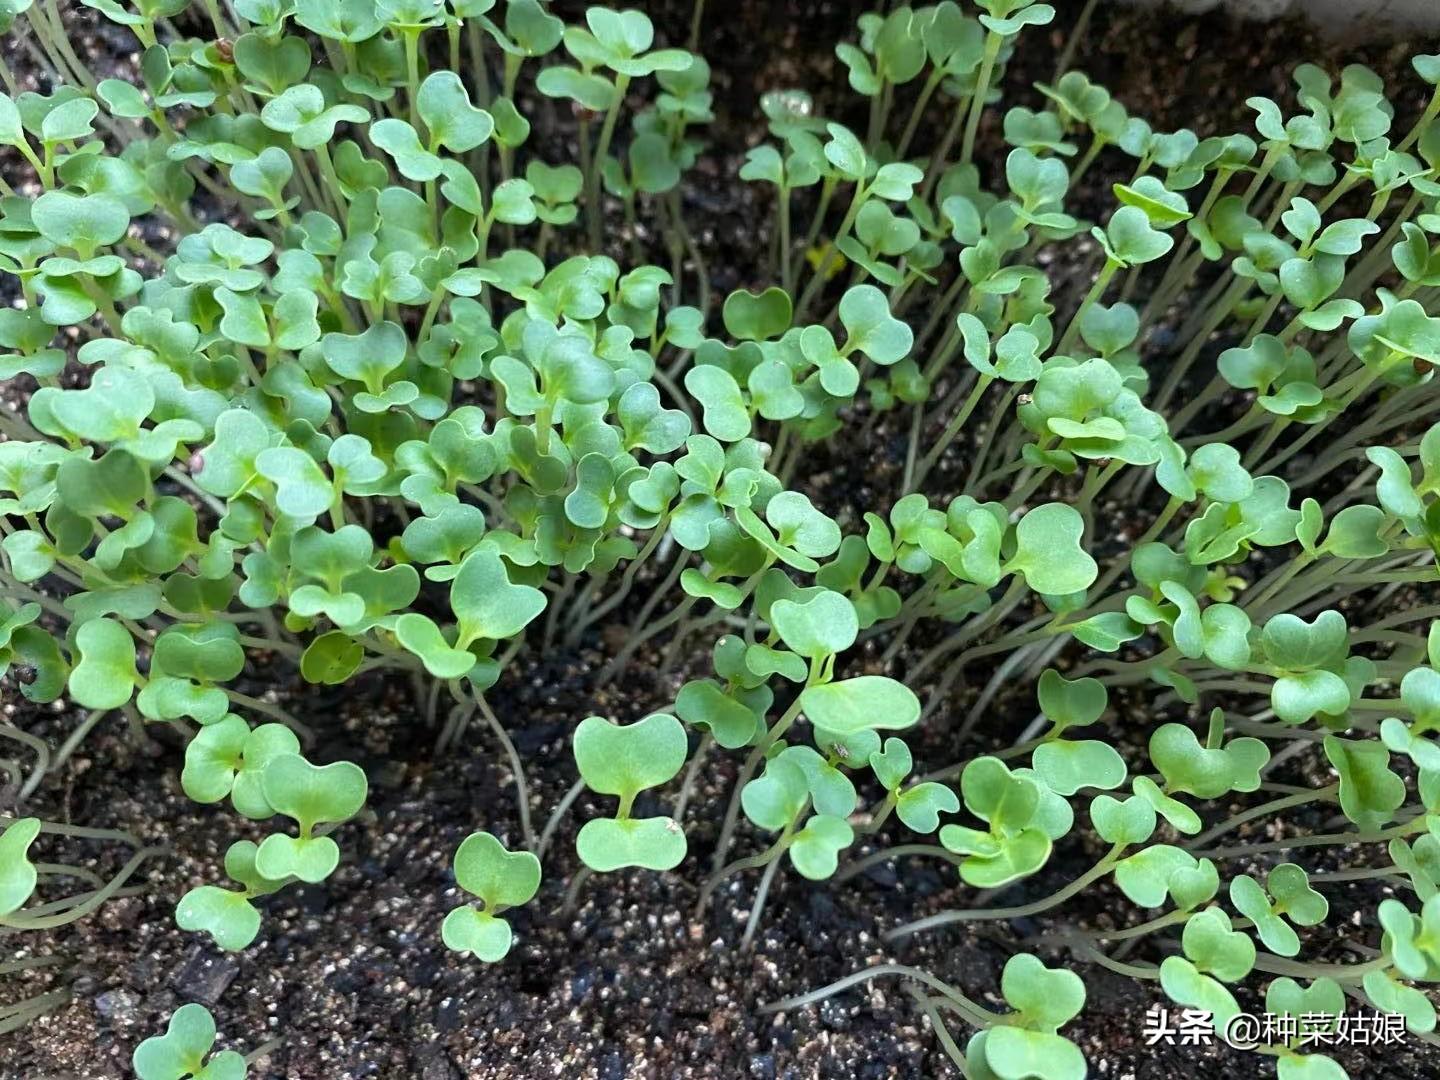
xmin=132 ymin=1003 xmax=254 ymax=1080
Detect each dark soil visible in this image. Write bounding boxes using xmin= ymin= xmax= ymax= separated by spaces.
xmin=3 ymin=1 xmax=1438 ymax=1078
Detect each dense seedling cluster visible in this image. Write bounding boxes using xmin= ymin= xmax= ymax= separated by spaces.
xmin=0 ymin=0 xmax=1439 ymax=1074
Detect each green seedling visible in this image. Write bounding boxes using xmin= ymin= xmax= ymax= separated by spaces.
xmin=441 ymin=831 xmax=541 ymax=961
xmin=573 ymin=713 xmax=688 ymax=871
xmin=1230 ymin=863 xmax=1328 ymax=957
xmin=175 ymin=841 xmax=286 ymax=952
xmin=966 ymin=953 xmax=1087 ymax=1080
xmin=133 ymin=1003 xmax=246 ymax=1080
xmin=940 ymin=757 xmax=1057 ymax=887
xmin=253 ymin=755 xmax=368 ymax=883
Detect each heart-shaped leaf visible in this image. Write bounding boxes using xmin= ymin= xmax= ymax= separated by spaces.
xmin=800 ymin=676 xmax=919 ymax=737
xmin=0 ymin=817 xmax=40 ymax=916
xmin=132 ymin=1003 xmax=246 ymax=1080
xmin=1004 ymin=503 xmax=1097 ymax=596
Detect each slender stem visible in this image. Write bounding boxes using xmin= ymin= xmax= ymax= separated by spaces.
xmin=908 ymin=988 xmax=970 ymax=1071
xmin=919 ymin=99 xmax=969 ymax=203
xmin=710 ymin=693 xmax=809 ymax=875
xmin=537 ymin=778 xmax=586 ymax=864
xmin=573 ymin=523 xmax=670 ymax=637
xmin=759 ymin=963 xmax=1002 ymax=1026
xmin=225 ymin=691 xmax=315 ymax=742
xmin=834 ymin=843 xmax=962 ymax=883
xmin=796 ymin=182 xmax=868 ymax=318
xmin=1068 ymin=937 xmax=1162 ymax=981
xmin=34 ymin=863 xmax=106 ymax=888
xmin=244 ymin=1039 xmax=285 ymax=1067
xmin=2 ymin=847 xmax=166 ymax=930
xmin=404 ymin=29 xmax=422 ymax=130
xmin=0 ymin=956 xmax=67 ymax=978
xmin=687 ymin=0 xmax=705 ymax=51
xmin=1053 ymin=0 xmax=1099 ymax=80
xmin=699 ymin=827 xmax=793 ymax=914
xmin=0 ymin=990 xmax=71 ymax=1035
xmin=1056 ymin=259 xmax=1119 ymax=356
xmin=672 ymin=732 xmax=712 ymax=825
xmin=912 ymin=375 xmax=994 ymax=488
xmin=1251 ymin=953 xmax=1391 ymax=984
xmin=895 ymin=68 xmax=944 ymax=159
xmin=740 ymin=841 xmax=789 ymax=949
xmin=885 ymin=845 xmax=1124 ymax=941
xmin=47 ymin=709 xmax=112 ymax=780
xmin=597 ymin=592 xmax=696 ymax=688
xmin=959 ymin=34 xmax=1002 ymax=167
xmin=1184 ymin=785 xmax=1338 ymax=851
xmin=778 ymin=184 xmax=793 ymax=292
xmin=588 ymin=74 xmax=631 ymax=251
xmin=667 ymin=189 xmax=711 ymax=318
xmin=1 ymin=818 xmax=142 ymax=846
xmin=1195 ymin=820 xmax=1423 ymax=861
xmin=560 ymin=865 xmax=592 ymax=917
xmin=475 ymin=694 xmax=536 ymax=852
xmin=1 ymin=725 xmax=48 ymax=801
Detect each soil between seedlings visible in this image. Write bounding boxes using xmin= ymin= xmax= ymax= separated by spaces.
xmin=3 ymin=1 xmax=1439 ymax=1078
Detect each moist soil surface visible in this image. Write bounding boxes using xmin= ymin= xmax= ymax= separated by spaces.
xmin=3 ymin=0 xmax=1439 ymax=1077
